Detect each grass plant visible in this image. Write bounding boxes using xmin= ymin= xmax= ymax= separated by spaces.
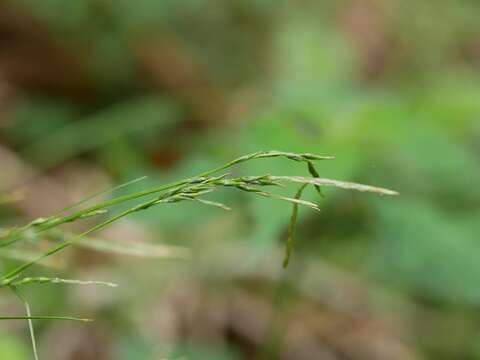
xmin=0 ymin=151 xmax=398 ymax=359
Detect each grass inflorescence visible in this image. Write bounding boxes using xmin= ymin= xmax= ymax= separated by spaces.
xmin=0 ymin=150 xmax=398 ymax=359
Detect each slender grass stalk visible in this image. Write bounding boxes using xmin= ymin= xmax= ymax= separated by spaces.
xmin=3 ymin=277 xmax=118 ymax=288
xmin=0 ymin=316 xmax=92 ymax=322
xmin=11 ymin=286 xmax=39 ymax=360
xmin=59 ymin=176 xmax=147 ymax=214
xmin=283 ymin=184 xmax=308 ymax=268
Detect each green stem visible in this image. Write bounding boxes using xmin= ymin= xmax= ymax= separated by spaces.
xmin=10 ymin=286 xmax=39 ymax=360
xmin=2 ymin=197 xmax=159 ymax=282
xmin=0 ymin=153 xmax=243 ymax=248
xmin=0 ymin=316 xmax=92 ymax=321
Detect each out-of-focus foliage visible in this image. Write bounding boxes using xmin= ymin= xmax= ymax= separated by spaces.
xmin=1 ymin=0 xmax=480 ymax=359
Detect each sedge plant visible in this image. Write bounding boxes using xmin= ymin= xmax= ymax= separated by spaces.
xmin=0 ymin=151 xmax=398 ymax=359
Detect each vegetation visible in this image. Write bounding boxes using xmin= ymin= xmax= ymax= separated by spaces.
xmin=1 ymin=0 xmax=479 ymax=359
xmin=1 ymin=151 xmax=397 ymax=359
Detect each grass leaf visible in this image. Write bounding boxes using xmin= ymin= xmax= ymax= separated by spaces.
xmin=283 ymin=184 xmax=308 ymax=268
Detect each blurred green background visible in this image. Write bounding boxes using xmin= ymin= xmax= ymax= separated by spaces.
xmin=0 ymin=1 xmax=480 ymax=359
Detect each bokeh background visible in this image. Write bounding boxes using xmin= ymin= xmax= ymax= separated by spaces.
xmin=1 ymin=1 xmax=480 ymax=359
